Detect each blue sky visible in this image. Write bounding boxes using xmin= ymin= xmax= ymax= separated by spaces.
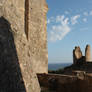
xmin=46 ymin=0 xmax=92 ymax=64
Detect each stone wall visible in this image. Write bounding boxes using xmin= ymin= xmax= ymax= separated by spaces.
xmin=38 ymin=73 xmax=92 ymax=92
xmin=29 ymin=0 xmax=48 ymax=73
xmin=0 ymin=0 xmax=48 ymax=92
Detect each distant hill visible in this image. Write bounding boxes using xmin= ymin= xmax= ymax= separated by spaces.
xmin=48 ymin=63 xmax=72 ymax=70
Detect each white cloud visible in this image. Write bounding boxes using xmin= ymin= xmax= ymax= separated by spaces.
xmin=48 ymin=13 xmax=88 ymax=42
xmin=56 ymin=15 xmax=69 ymax=25
xmin=71 ymin=15 xmax=80 ymax=25
xmin=56 ymin=15 xmax=65 ymax=23
xmin=90 ymin=11 xmax=92 ymax=15
xmin=83 ymin=18 xmax=87 ymax=22
xmin=47 ymin=19 xmax=50 ymax=24
xmin=80 ymin=27 xmax=88 ymax=31
xmin=47 ymin=17 xmax=55 ymax=24
xmin=83 ymin=12 xmax=88 ymax=16
xmin=83 ymin=11 xmax=92 ymax=16
xmin=49 ymin=16 xmax=71 ymax=42
xmin=50 ymin=17 xmax=54 ymax=19
xmin=65 ymin=11 xmax=69 ymax=14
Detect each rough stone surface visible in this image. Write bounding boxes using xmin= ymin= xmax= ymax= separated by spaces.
xmin=85 ymin=45 xmax=91 ymax=62
xmin=0 ymin=0 xmax=48 ymax=92
xmin=73 ymin=45 xmax=92 ymax=64
xmin=38 ymin=73 xmax=92 ymax=92
xmin=73 ymin=46 xmax=82 ymax=64
xmin=29 ymin=0 xmax=48 ymax=73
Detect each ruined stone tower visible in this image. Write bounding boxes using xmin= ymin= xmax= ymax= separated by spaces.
xmin=85 ymin=45 xmax=91 ymax=62
xmin=0 ymin=0 xmax=48 ymax=92
xmin=73 ymin=45 xmax=92 ymax=64
xmin=73 ymin=46 xmax=82 ymax=64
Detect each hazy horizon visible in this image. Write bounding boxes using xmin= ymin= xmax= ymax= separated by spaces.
xmin=47 ymin=0 xmax=92 ymax=64
xmin=48 ymin=61 xmax=72 ymax=64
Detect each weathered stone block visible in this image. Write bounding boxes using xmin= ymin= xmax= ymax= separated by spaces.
xmin=85 ymin=45 xmax=91 ymax=62
xmin=0 ymin=0 xmax=48 ymax=91
xmin=29 ymin=0 xmax=48 ymax=73
xmin=73 ymin=46 xmax=82 ymax=64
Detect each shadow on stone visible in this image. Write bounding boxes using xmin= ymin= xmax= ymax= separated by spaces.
xmin=0 ymin=16 xmax=26 ymax=92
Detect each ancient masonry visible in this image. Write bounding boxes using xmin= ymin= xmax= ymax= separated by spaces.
xmin=85 ymin=45 xmax=91 ymax=62
xmin=0 ymin=0 xmax=48 ymax=92
xmin=73 ymin=45 xmax=91 ymax=64
xmin=73 ymin=46 xmax=83 ymax=64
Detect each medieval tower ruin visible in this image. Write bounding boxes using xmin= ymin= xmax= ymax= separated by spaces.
xmin=73 ymin=45 xmax=92 ymax=64
xmin=0 ymin=0 xmax=48 ymax=92
xmin=85 ymin=45 xmax=91 ymax=62
xmin=73 ymin=46 xmax=83 ymax=64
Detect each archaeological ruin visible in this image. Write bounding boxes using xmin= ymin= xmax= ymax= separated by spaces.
xmin=85 ymin=45 xmax=91 ymax=62
xmin=0 ymin=0 xmax=48 ymax=92
xmin=73 ymin=45 xmax=92 ymax=64
xmin=0 ymin=0 xmax=92 ymax=92
xmin=38 ymin=45 xmax=92 ymax=92
xmin=73 ymin=46 xmax=83 ymax=64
